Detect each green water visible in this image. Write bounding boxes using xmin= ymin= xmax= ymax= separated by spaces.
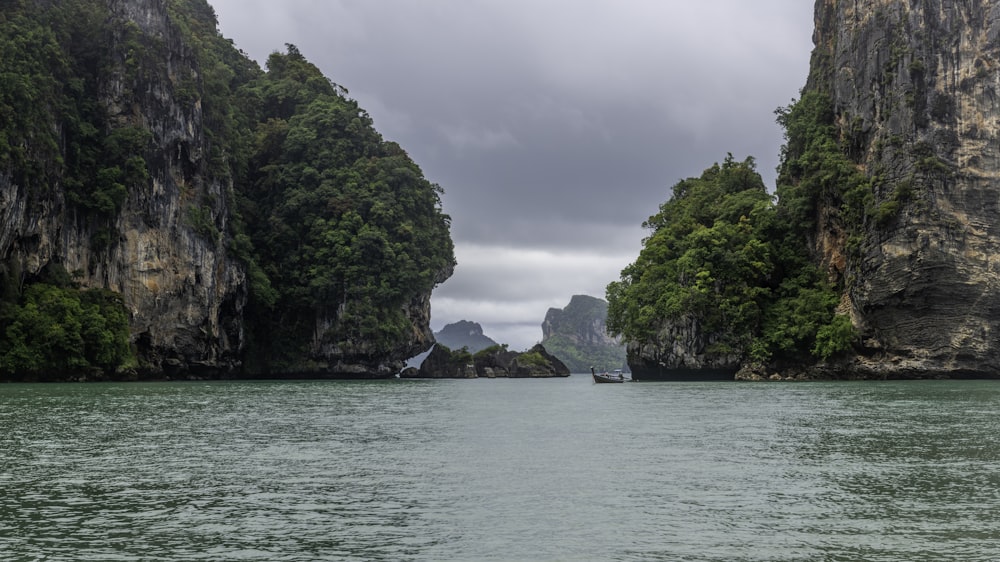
xmin=2 ymin=376 xmax=1000 ymax=561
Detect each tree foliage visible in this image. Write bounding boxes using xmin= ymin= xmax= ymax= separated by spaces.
xmin=0 ymin=281 xmax=133 ymax=377
xmin=607 ymin=137 xmax=858 ymax=366
xmin=607 ymin=155 xmax=775 ymax=351
xmin=238 ymin=47 xmax=455 ymax=368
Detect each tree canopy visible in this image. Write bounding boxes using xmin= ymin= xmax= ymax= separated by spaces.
xmin=607 ymin=139 xmax=856 ymax=366
xmin=236 ymin=47 xmax=455 ymax=369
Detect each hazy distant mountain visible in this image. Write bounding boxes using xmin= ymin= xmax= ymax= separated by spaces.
xmin=434 ymin=321 xmax=499 ymax=353
xmin=541 ymin=295 xmax=627 ymax=373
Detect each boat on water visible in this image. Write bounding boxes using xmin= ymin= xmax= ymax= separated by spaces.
xmin=592 ymin=367 xmax=626 ymax=383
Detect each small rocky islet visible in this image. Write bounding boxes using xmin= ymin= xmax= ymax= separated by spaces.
xmin=402 ymin=343 xmax=569 ymax=379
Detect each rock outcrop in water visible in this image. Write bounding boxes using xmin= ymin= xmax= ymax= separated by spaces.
xmin=1 ymin=0 xmax=246 ymax=378
xmin=404 ymin=343 xmax=570 ymax=378
xmin=0 ymin=0 xmax=453 ymax=380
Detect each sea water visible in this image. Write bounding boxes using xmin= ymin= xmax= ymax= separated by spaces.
xmin=2 ymin=376 xmax=1000 ymax=561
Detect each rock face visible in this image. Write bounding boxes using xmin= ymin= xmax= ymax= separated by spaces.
xmin=487 ymin=344 xmax=571 ymax=378
xmin=1 ymin=0 xmax=245 ymax=377
xmin=410 ymin=344 xmax=477 ymax=379
xmin=541 ymin=295 xmax=626 ymax=373
xmin=434 ymin=320 xmax=499 ymax=354
xmin=628 ymin=316 xmax=742 ymax=381
xmin=810 ymin=0 xmax=1000 ymax=377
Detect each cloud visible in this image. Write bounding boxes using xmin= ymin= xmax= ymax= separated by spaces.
xmin=429 ymin=242 xmax=637 ymax=350
xmin=210 ymin=0 xmax=816 ymax=352
xmin=439 ymin=122 xmax=519 ymax=151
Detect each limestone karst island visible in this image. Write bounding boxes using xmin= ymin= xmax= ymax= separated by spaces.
xmin=608 ymin=1 xmax=1000 ymax=381
xmin=3 ymin=0 xmax=1000 ymax=381
xmin=0 ymin=0 xmax=455 ymax=381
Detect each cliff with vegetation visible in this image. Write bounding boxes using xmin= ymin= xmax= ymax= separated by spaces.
xmin=609 ymin=0 xmax=1000 ymax=380
xmin=0 ymin=0 xmax=454 ymax=380
xmin=606 ymin=155 xmax=838 ymax=380
xmin=540 ymin=295 xmax=625 ymax=373
xmin=799 ymin=0 xmax=1000 ymax=378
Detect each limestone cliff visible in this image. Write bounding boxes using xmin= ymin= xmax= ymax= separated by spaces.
xmin=626 ymin=316 xmax=742 ymax=381
xmin=1 ymin=0 xmax=245 ymax=377
xmin=808 ymin=0 xmax=1000 ymax=377
xmin=0 ymin=0 xmax=453 ymax=379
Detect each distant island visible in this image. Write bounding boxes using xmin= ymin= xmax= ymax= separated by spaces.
xmin=540 ymin=295 xmax=627 ymax=374
xmin=433 ymin=321 xmax=499 ymax=354
xmin=409 ymin=320 xmax=569 ymax=378
xmin=412 ymin=299 xmax=624 ymax=378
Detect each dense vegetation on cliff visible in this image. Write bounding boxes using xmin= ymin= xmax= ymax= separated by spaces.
xmin=606 ymin=145 xmax=856 ymax=367
xmin=0 ymin=0 xmax=139 ymax=376
xmin=0 ymin=0 xmax=454 ymax=378
xmin=237 ymin=47 xmax=454 ymax=371
xmin=0 ymin=266 xmax=133 ymax=377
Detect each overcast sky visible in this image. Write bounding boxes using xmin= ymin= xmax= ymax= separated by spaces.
xmin=211 ymin=1 xmax=816 ymax=351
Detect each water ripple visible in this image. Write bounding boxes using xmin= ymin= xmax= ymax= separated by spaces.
xmin=3 ymin=379 xmax=1000 ymax=560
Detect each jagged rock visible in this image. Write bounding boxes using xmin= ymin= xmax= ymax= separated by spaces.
xmin=629 ymin=1 xmax=1000 ymax=381
xmin=509 ymin=344 xmax=571 ymax=378
xmin=412 ymin=344 xmax=476 ymax=378
xmin=470 ymin=344 xmax=571 ymax=378
xmin=305 ymin=286 xmax=449 ymax=379
xmin=399 ymin=367 xmax=420 ymax=378
xmin=808 ymin=0 xmax=1000 ymax=378
xmin=471 ymin=346 xmax=516 ymax=378
xmin=0 ymin=0 xmax=246 ymax=376
xmin=627 ymin=315 xmax=740 ymax=380
xmin=413 ymin=343 xmax=570 ymax=378
xmin=735 ymin=362 xmax=767 ymax=382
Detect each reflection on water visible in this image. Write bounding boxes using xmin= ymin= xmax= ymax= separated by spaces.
xmin=2 ymin=378 xmax=1000 ymax=560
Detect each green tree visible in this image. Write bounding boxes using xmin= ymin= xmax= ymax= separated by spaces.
xmin=607 ymin=155 xmax=773 ymax=352
xmin=607 ymin=145 xmax=856 ymax=366
xmin=0 ymin=283 xmax=133 ymax=377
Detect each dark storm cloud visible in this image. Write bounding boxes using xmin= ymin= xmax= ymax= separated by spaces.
xmin=212 ymin=0 xmax=815 ymax=349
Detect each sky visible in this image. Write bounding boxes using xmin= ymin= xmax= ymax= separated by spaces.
xmin=211 ymin=1 xmax=817 ymax=351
